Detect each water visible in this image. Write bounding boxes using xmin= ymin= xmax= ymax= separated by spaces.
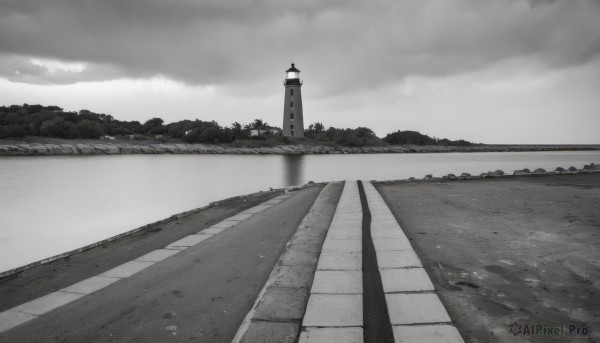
xmin=1 ymin=151 xmax=599 ymax=273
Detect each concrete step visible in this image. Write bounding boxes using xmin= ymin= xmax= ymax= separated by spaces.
xmin=362 ymin=181 xmax=464 ymax=343
xmin=300 ymin=181 xmax=364 ymax=342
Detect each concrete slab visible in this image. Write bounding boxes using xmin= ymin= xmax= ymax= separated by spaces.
xmin=11 ymin=291 xmax=85 ymax=316
xmin=364 ymin=197 xmax=385 ymax=202
xmin=303 ymin=214 xmax=335 ymax=223
xmin=302 ymin=294 xmax=362 ymax=327
xmin=386 ymin=293 xmax=452 ymax=325
xmin=326 ymin=230 xmax=362 ymax=240
xmin=333 ymin=212 xmax=363 ymax=220
xmin=377 ymin=250 xmax=422 ymax=269
xmin=270 ymin=265 xmax=315 ymax=289
xmin=334 ymin=207 xmax=363 ymax=213
xmin=211 ymin=220 xmax=239 ymax=228
xmin=371 ymin=229 xmax=407 ymax=240
xmin=299 ymin=327 xmax=363 ymax=343
xmin=100 ymin=260 xmax=156 ymax=278
xmin=241 ymin=205 xmax=271 ymax=214
xmin=372 ymin=218 xmax=399 ymax=225
xmin=310 ymin=271 xmax=362 ymax=294
xmin=309 ymin=204 xmax=337 ymax=214
xmin=392 ymin=325 xmax=464 ymax=343
xmin=368 ymin=206 xmax=391 ymax=211
xmin=371 ymin=221 xmax=402 ymax=230
xmin=0 ymin=311 xmax=37 ymax=332
xmin=337 ymin=200 xmax=360 ymax=205
xmin=60 ymin=276 xmax=120 ymax=295
xmin=317 ymin=252 xmax=362 ymax=271
xmin=321 ymin=239 xmax=362 ymax=253
xmin=371 ymin=218 xmax=400 ymax=225
xmin=370 ymin=210 xmax=393 ymax=216
xmin=367 ymin=202 xmax=390 ymax=207
xmin=331 ymin=221 xmax=361 ymax=229
xmin=371 ymin=228 xmax=408 ymax=240
xmin=372 ymin=238 xmax=412 ymax=251
xmin=297 ymin=220 xmax=331 ymax=231
xmin=135 ymin=249 xmax=181 ymax=262
xmin=287 ymin=242 xmax=323 ymax=254
xmin=253 ymin=286 xmax=309 ymax=321
xmin=290 ymin=230 xmax=328 ymax=245
xmin=166 ymin=234 xmax=211 ymax=248
xmin=240 ymin=321 xmax=300 ymax=343
xmin=381 ymin=268 xmax=435 ymax=293
xmin=200 ymin=227 xmax=227 ymax=235
xmin=228 ymin=213 xmax=254 ymax=221
xmin=328 ymin=221 xmax=362 ymax=232
xmin=280 ymin=248 xmax=320 ymax=267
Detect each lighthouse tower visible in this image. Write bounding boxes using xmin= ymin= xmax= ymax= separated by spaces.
xmin=282 ymin=63 xmax=304 ymax=137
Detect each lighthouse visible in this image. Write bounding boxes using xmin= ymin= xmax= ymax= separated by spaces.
xmin=282 ymin=63 xmax=304 ymax=137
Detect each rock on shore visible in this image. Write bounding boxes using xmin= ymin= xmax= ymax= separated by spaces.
xmin=1 ymin=141 xmax=599 ymax=156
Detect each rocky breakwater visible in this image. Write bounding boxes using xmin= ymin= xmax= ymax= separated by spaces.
xmin=1 ymin=142 xmax=600 ymax=156
xmin=378 ymin=163 xmax=600 ymax=185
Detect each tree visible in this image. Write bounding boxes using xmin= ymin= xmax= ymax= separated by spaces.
xmin=230 ymin=122 xmax=249 ymax=140
xmin=383 ymin=130 xmax=436 ymax=145
xmin=383 ymin=130 xmax=472 ymax=146
xmin=40 ymin=117 xmax=72 ymax=138
xmin=182 ymin=125 xmax=233 ymax=144
xmin=313 ymin=122 xmax=324 ymax=133
xmin=250 ymin=119 xmax=269 ymax=130
xmin=0 ymin=125 xmax=28 ymax=138
xmin=69 ymin=120 xmax=105 ymax=139
xmin=138 ymin=117 xmax=165 ymax=135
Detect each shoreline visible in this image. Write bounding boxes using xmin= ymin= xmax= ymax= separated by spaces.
xmin=1 ymin=141 xmax=600 ymax=156
xmin=2 ymin=163 xmax=598 ymax=279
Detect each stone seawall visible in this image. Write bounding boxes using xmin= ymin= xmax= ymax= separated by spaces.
xmin=1 ymin=142 xmax=599 ymax=156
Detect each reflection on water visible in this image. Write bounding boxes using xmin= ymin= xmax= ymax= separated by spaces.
xmin=283 ymin=155 xmax=305 ymax=186
xmin=1 ymin=150 xmax=599 ymax=272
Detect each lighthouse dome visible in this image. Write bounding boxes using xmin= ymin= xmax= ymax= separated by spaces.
xmin=286 ymin=63 xmax=300 ymax=79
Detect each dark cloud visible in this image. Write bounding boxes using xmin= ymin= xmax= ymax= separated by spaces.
xmin=1 ymin=0 xmax=599 ymax=96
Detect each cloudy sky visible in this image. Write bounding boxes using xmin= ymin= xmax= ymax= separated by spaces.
xmin=1 ymin=0 xmax=599 ymax=144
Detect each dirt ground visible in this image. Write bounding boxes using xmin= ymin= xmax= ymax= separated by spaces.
xmin=376 ymin=174 xmax=600 ymax=343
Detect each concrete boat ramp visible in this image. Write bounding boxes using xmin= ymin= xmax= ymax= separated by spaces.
xmin=0 ymin=181 xmax=463 ymax=342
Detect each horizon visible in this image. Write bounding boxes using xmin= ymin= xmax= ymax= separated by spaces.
xmin=1 ymin=1 xmax=599 ymax=144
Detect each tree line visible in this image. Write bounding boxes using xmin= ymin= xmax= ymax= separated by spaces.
xmin=306 ymin=122 xmax=473 ymax=147
xmin=0 ymin=104 xmax=474 ymax=146
xmin=0 ymin=104 xmax=277 ymax=144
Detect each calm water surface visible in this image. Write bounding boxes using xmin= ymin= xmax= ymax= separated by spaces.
xmin=1 ymin=151 xmax=599 ymax=272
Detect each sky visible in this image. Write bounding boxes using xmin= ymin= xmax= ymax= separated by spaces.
xmin=0 ymin=0 xmax=599 ymax=144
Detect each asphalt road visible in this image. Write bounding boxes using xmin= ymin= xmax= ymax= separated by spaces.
xmin=1 ymin=185 xmax=323 ymax=343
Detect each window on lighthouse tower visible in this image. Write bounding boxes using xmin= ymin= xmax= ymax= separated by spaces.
xmin=290 ymin=113 xmax=294 ymax=120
